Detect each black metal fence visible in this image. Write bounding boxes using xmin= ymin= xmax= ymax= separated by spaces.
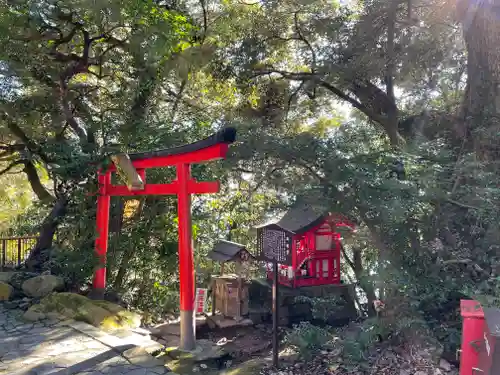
xmin=0 ymin=236 xmax=37 ymax=269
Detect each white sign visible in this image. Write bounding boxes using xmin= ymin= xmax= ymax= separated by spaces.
xmin=195 ymin=288 xmax=208 ymax=314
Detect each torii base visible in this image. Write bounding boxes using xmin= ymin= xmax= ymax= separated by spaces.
xmin=179 ymin=310 xmax=196 ymax=351
xmin=87 ymin=288 xmax=105 ymax=301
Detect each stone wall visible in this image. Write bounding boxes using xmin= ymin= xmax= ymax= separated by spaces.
xmin=247 ymin=278 xmax=358 ymax=326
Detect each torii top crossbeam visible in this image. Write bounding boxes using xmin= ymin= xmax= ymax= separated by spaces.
xmin=93 ymin=127 xmax=236 ymax=351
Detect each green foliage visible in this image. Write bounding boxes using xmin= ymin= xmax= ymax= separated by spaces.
xmin=341 ymin=338 xmax=367 ymax=367
xmin=133 ymin=281 xmax=180 ymax=324
xmin=48 ymin=244 xmax=100 ymax=288
xmin=283 ymin=322 xmax=332 ymax=360
xmin=4 ymin=203 xmax=49 ymax=236
xmin=0 ymin=163 xmax=50 ymax=234
xmin=338 ymin=314 xmax=432 ymax=369
xmin=0 ymin=1 xmax=498 ymax=364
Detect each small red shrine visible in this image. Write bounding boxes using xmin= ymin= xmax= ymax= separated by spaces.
xmin=257 ymin=205 xmax=356 ymax=288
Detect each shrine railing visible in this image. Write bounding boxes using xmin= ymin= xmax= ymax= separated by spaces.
xmin=0 ymin=236 xmax=37 ymax=269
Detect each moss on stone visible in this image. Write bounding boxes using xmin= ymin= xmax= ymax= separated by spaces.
xmin=163 ymin=357 xmax=268 ymax=375
xmin=163 ymin=358 xmax=190 ymax=374
xmin=93 ymin=300 xmax=141 ymax=328
xmin=0 ymin=281 xmax=13 ymax=301
xmin=92 ymin=300 xmax=123 ymax=312
xmin=220 ymin=359 xmax=269 ymax=375
xmin=23 ymin=292 xmax=141 ymax=331
xmin=100 ymin=315 xmax=128 ymax=330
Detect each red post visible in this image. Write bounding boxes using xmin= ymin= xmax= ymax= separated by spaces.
xmin=176 ymin=163 xmax=196 ymax=350
xmin=93 ymin=171 xmax=111 ymax=295
xmin=460 ymin=300 xmax=485 ymax=375
xmin=291 ymin=235 xmax=297 ymax=288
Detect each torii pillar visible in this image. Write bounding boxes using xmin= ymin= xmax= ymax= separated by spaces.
xmin=92 ymin=128 xmax=236 ymax=351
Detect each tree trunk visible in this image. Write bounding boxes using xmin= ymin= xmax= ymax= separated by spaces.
xmin=113 ymin=199 xmax=145 ymax=291
xmin=113 ymin=245 xmax=136 ymax=292
xmin=349 ymin=80 xmax=402 ymax=146
xmin=353 ymin=246 xmax=378 ymax=314
xmin=459 ymin=1 xmax=500 ymax=159
xmin=341 ymin=243 xmax=377 ymax=316
xmin=26 ymin=197 xmax=67 ymax=271
xmin=23 ymin=161 xmax=54 ymax=203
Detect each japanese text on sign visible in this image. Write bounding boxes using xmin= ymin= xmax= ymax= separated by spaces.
xmin=195 ymin=288 xmax=207 ymax=314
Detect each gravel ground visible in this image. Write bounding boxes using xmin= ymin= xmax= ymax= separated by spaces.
xmin=255 ymin=343 xmax=458 ymax=375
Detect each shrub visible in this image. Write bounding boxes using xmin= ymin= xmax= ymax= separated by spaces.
xmin=283 ymin=321 xmax=332 ymax=359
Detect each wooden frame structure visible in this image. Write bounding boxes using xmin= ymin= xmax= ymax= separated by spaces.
xmin=208 ymin=240 xmax=253 ymax=320
xmin=92 ymin=128 xmax=236 ymax=351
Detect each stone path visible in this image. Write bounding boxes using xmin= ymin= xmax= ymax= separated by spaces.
xmin=0 ymin=304 xmax=173 ymax=375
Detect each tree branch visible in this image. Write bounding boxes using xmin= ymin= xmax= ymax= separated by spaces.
xmin=340 ymin=243 xmax=356 ymax=273
xmin=293 ymin=12 xmax=317 ymax=73
xmin=255 ymin=65 xmax=404 ymax=146
xmin=170 ymin=79 xmax=187 ymax=123
xmin=441 ymin=258 xmax=472 ymax=265
xmin=0 ymin=143 xmax=25 ymax=159
xmin=122 ymin=60 xmax=160 ymax=144
xmin=0 ymin=160 xmax=24 ymax=175
xmin=22 ymin=160 xmax=54 ymax=202
xmin=4 ymin=118 xmax=50 ymax=164
xmin=59 ymin=87 xmax=89 ymax=142
xmin=199 ymin=0 xmax=208 ymax=43
xmin=318 ymin=79 xmax=390 ymax=124
xmin=26 ymin=196 xmax=67 ymax=271
xmin=445 ymin=198 xmax=480 ymax=210
xmin=255 ymin=69 xmax=389 ymax=125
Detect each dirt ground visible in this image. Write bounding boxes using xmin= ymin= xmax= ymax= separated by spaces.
xmin=150 ymin=318 xmax=458 ymax=375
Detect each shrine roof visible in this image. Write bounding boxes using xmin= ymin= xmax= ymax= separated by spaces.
xmin=257 ymin=205 xmax=328 ymax=234
xmin=128 ymin=127 xmax=236 ymax=162
xmin=208 ymin=240 xmax=247 ymax=262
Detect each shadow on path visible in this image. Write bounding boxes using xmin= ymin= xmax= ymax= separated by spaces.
xmin=12 ymin=343 xmax=171 ymax=375
xmin=1 ymin=307 xmax=171 ymax=375
xmin=25 ymin=344 xmax=135 ymax=375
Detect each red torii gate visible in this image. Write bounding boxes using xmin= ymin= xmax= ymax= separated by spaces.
xmin=93 ymin=128 xmax=236 ymax=351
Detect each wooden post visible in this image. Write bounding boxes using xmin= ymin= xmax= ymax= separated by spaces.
xmin=1 ymin=239 xmax=5 ymax=268
xmin=235 ymin=261 xmax=243 ymax=320
xmin=238 ymin=275 xmax=243 ymax=320
xmin=17 ymin=238 xmax=22 ymax=266
xmin=211 ymin=278 xmax=216 ymax=317
xmin=272 ymin=261 xmax=279 ymax=368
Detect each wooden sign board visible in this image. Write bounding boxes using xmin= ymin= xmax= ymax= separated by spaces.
xmin=111 ymin=153 xmax=144 ymax=191
xmin=256 ymin=224 xmax=290 ymax=368
xmin=257 ymin=224 xmax=293 ymax=266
